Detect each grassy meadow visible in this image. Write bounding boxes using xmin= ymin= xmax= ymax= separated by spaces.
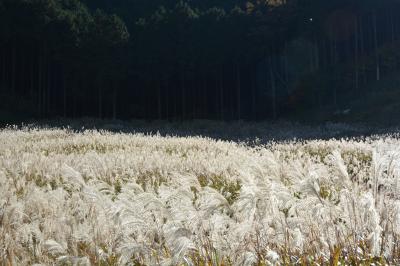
xmin=1 ymin=123 xmax=400 ymax=265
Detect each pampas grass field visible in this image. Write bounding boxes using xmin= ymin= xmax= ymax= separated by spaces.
xmin=1 ymin=123 xmax=400 ymax=265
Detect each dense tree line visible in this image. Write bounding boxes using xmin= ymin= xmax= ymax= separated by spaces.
xmin=1 ymin=0 xmax=400 ymax=121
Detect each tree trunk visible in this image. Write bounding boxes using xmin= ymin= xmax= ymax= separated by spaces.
xmin=390 ymin=9 xmax=395 ymax=43
xmin=63 ymin=71 xmax=67 ymax=118
xmin=284 ymin=42 xmax=289 ymax=82
xmin=269 ymin=57 xmax=277 ymax=120
xmin=330 ymin=38 xmax=338 ymax=107
xmin=203 ymin=72 xmax=207 ymax=118
xmin=373 ymin=12 xmax=380 ymax=81
xmin=38 ymin=54 xmax=42 ymax=116
xmin=355 ymin=16 xmax=359 ymax=91
xmin=42 ymin=55 xmax=47 ymax=116
xmin=215 ymin=74 xmax=219 ymax=119
xmin=389 ymin=9 xmax=397 ymax=68
xmin=251 ymin=66 xmax=257 ymax=119
xmin=219 ymin=67 xmax=224 ymax=120
xmin=164 ymin=77 xmax=169 ymax=120
xmin=0 ymin=48 xmax=4 ymax=89
xmin=322 ymin=39 xmax=328 ymax=69
xmin=157 ymin=76 xmax=162 ymax=120
xmin=47 ymin=59 xmax=51 ymax=115
xmin=112 ymin=81 xmax=117 ymax=120
xmin=30 ymin=54 xmax=34 ymax=98
xmin=21 ymin=49 xmax=25 ymax=93
xmin=173 ymin=81 xmax=177 ymax=121
xmin=314 ymin=41 xmax=320 ymax=70
xmin=97 ymin=74 xmax=102 ymax=119
xmin=72 ymin=74 xmax=77 ymax=118
xmin=309 ymin=41 xmax=314 ymax=72
xmin=236 ymin=63 xmax=241 ymax=120
xmin=360 ymin=16 xmax=367 ymax=85
xmin=181 ymin=69 xmax=186 ymax=120
xmin=11 ymin=46 xmax=16 ymax=93
xmin=1 ymin=48 xmax=6 ymax=88
xmin=41 ymin=42 xmax=48 ymax=116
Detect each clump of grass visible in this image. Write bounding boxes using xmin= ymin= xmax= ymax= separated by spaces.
xmin=136 ymin=170 xmax=168 ymax=192
xmin=197 ymin=174 xmax=241 ymax=205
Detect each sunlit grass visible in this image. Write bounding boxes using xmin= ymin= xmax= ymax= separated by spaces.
xmin=0 ymin=125 xmax=399 ymax=265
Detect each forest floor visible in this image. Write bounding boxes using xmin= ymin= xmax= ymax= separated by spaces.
xmin=288 ymin=71 xmax=400 ymax=126
xmin=1 ymin=123 xmax=400 ymax=265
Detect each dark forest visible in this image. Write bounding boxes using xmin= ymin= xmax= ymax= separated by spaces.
xmin=1 ymin=0 xmax=400 ymax=122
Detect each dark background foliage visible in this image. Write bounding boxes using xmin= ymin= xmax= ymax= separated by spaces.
xmin=1 ymin=0 xmax=400 ymax=123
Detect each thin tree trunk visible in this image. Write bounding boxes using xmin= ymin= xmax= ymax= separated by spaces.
xmin=334 ymin=39 xmax=338 ymax=106
xmin=330 ymin=38 xmax=338 ymax=107
xmin=42 ymin=42 xmax=48 ymax=116
xmin=203 ymin=72 xmax=207 ymax=118
xmin=157 ymin=76 xmax=162 ymax=120
xmin=173 ymin=81 xmax=177 ymax=121
xmin=11 ymin=46 xmax=16 ymax=93
xmin=355 ymin=16 xmax=359 ymax=91
xmin=42 ymin=54 xmax=47 ymax=116
xmin=181 ymin=69 xmax=186 ymax=120
xmin=309 ymin=42 xmax=314 ymax=72
xmin=112 ymin=81 xmax=117 ymax=120
xmin=314 ymin=41 xmax=320 ymax=70
xmin=284 ymin=42 xmax=289 ymax=82
xmin=0 ymin=47 xmax=4 ymax=89
xmin=373 ymin=12 xmax=380 ymax=81
xmin=99 ymin=81 xmax=103 ymax=119
xmin=360 ymin=16 xmax=367 ymax=85
xmin=389 ymin=9 xmax=397 ymax=68
xmin=269 ymin=56 xmax=277 ymax=120
xmin=38 ymin=54 xmax=42 ymax=116
xmin=251 ymin=66 xmax=257 ymax=119
xmin=333 ymin=39 xmax=338 ymax=64
xmin=165 ymin=77 xmax=169 ymax=120
xmin=30 ymin=54 xmax=34 ymax=98
xmin=21 ymin=49 xmax=25 ymax=93
xmin=390 ymin=9 xmax=395 ymax=43
xmin=1 ymin=48 xmax=6 ymax=88
xmin=215 ymin=74 xmax=219 ymax=119
xmin=63 ymin=71 xmax=67 ymax=118
xmin=47 ymin=59 xmax=51 ymax=114
xmin=72 ymin=74 xmax=77 ymax=118
xmin=236 ymin=62 xmax=241 ymax=120
xmin=219 ymin=67 xmax=224 ymax=120
xmin=323 ymin=39 xmax=328 ymax=69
